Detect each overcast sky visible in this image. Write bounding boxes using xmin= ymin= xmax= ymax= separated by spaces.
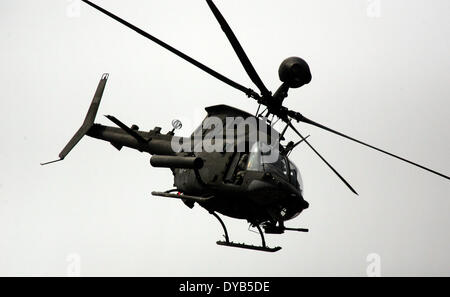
xmin=0 ymin=0 xmax=449 ymax=276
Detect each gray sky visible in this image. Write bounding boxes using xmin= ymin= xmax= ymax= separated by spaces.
xmin=0 ymin=0 xmax=449 ymax=276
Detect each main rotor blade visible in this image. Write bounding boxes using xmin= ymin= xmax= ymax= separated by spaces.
xmin=292 ymin=113 xmax=450 ymax=181
xmin=206 ymin=0 xmax=271 ymax=98
xmin=81 ymin=0 xmax=259 ymax=98
xmin=288 ymin=123 xmax=358 ymax=195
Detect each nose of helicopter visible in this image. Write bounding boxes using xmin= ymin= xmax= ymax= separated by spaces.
xmin=248 ymin=178 xmax=303 ymax=202
xmin=247 ymin=178 xmax=308 ymax=221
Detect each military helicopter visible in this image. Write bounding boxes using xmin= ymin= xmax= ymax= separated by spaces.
xmin=42 ymin=0 xmax=449 ymax=252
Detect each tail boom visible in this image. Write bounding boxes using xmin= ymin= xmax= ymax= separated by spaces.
xmin=41 ymin=73 xmax=175 ymax=165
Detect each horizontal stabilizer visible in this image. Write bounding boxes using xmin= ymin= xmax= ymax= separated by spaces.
xmin=104 ymin=115 xmax=147 ymax=143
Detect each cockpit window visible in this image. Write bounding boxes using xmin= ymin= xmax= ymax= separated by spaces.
xmin=264 ymin=155 xmax=288 ymax=178
xmin=246 ymin=142 xmax=263 ymax=171
xmin=289 ymin=161 xmax=304 ymax=193
xmin=247 ymin=142 xmax=304 ymax=192
xmin=247 ymin=142 xmax=287 ymax=178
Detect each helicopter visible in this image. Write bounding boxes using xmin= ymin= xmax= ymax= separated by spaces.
xmin=42 ymin=0 xmax=449 ymax=252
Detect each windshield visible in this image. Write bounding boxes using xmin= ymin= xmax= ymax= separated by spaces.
xmin=289 ymin=160 xmax=304 ymax=194
xmin=247 ymin=142 xmax=303 ymax=192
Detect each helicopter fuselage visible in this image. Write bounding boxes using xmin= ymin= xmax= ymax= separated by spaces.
xmin=85 ymin=101 xmax=309 ymax=225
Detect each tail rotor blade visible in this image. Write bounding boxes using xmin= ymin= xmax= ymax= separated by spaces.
xmin=288 ymin=123 xmax=358 ymax=195
xmin=206 ymin=0 xmax=271 ymax=98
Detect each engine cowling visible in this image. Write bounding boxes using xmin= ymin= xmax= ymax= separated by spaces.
xmin=278 ymin=57 xmax=312 ymax=88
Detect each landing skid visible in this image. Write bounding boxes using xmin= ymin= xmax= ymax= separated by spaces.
xmin=216 ymin=241 xmax=281 ymax=252
xmin=210 ymin=212 xmax=282 ymax=253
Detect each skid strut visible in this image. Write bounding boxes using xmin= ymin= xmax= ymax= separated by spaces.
xmin=210 ymin=211 xmax=281 ymax=253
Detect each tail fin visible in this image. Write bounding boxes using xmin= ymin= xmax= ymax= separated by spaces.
xmin=41 ymin=73 xmax=109 ymax=165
